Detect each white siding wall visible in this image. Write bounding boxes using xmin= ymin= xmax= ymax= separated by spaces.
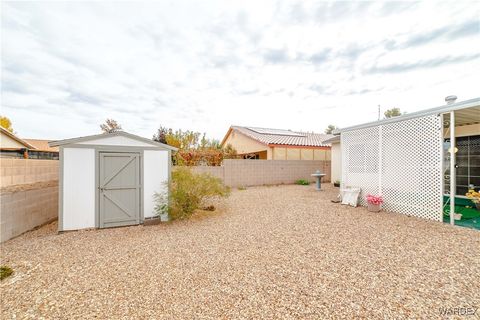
xmin=143 ymin=150 xmax=169 ymax=218
xmin=331 ymin=142 xmax=341 ymax=183
xmin=62 ymin=147 xmax=95 ymax=230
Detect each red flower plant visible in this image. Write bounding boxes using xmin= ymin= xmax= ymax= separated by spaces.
xmin=366 ymin=194 xmax=383 ymax=205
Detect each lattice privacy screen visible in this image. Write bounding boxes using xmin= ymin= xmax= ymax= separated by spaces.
xmin=341 ymin=115 xmax=442 ymax=221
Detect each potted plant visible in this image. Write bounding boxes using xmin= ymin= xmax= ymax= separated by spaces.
xmin=333 ymin=180 xmax=340 ymax=188
xmin=466 ymin=189 xmax=480 ymax=210
xmin=366 ymin=194 xmax=383 ymax=212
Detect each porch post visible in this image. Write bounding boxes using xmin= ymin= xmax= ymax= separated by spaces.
xmin=450 ymin=111 xmax=456 ymax=225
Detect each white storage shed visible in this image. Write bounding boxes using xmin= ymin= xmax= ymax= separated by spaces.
xmin=49 ymin=131 xmax=177 ymax=231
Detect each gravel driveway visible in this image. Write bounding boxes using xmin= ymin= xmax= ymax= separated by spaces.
xmin=1 ymin=185 xmax=479 ymax=319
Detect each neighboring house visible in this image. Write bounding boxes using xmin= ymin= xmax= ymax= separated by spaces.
xmin=24 ymin=139 xmax=59 ymax=153
xmin=221 ymin=126 xmax=333 ymax=160
xmin=1 ymin=127 xmax=35 ymax=149
xmin=332 ymin=96 xmax=480 ymax=226
xmin=0 ymin=127 xmax=59 ymax=159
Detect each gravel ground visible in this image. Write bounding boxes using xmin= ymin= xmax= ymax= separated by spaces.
xmin=1 ymin=184 xmax=479 ymax=319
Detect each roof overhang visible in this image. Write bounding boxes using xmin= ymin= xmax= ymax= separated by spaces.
xmin=49 ymin=131 xmax=178 ymax=151
xmin=321 ymin=135 xmax=340 ymax=144
xmin=334 ymin=97 xmax=480 ymax=134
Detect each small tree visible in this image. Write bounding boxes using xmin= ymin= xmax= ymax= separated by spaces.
xmin=324 ymin=124 xmax=338 ymax=134
xmin=153 ymin=126 xmax=169 ymax=144
xmin=0 ymin=116 xmax=14 ymax=133
xmin=100 ymin=119 xmax=122 ymax=133
xmin=384 ymin=108 xmax=403 ymax=118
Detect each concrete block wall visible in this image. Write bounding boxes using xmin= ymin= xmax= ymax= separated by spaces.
xmin=189 ymin=159 xmax=330 ymax=188
xmin=0 ymin=186 xmax=58 ymax=242
xmin=1 ymin=159 xmax=59 ymax=188
xmin=1 ymin=158 xmax=59 ymax=242
xmin=190 ymin=166 xmax=225 ymax=181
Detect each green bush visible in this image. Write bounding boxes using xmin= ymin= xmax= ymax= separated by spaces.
xmin=155 ymin=167 xmax=230 ymax=220
xmin=0 ymin=266 xmax=13 ymax=280
xmin=295 ymin=179 xmax=310 ymax=185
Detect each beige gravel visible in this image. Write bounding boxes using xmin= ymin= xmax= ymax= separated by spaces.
xmin=1 ymin=184 xmax=479 ymax=319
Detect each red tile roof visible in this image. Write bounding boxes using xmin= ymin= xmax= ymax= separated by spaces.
xmin=226 ymin=126 xmax=334 ymax=147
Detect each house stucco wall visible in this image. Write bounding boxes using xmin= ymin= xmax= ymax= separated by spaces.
xmin=271 ymin=146 xmax=330 ymax=161
xmin=223 ymin=130 xmax=272 ymax=157
xmin=330 ymin=141 xmax=341 ymax=183
xmin=1 ymin=132 xmax=27 ymax=149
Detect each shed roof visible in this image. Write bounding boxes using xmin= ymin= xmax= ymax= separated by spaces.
xmin=49 ymin=131 xmax=178 ymax=151
xmin=222 ymin=126 xmax=333 ymax=147
xmin=335 ymin=97 xmax=480 ymax=134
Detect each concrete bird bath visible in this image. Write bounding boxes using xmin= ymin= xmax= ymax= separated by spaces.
xmin=311 ymin=170 xmax=326 ymax=191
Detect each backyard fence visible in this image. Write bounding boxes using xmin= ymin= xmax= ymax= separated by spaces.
xmin=1 ymin=159 xmax=59 ymax=242
xmin=189 ymin=159 xmax=331 ymax=187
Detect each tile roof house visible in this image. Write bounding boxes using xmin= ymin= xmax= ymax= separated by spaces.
xmin=0 ymin=127 xmax=59 ymax=159
xmin=24 ymin=139 xmax=59 ymax=152
xmin=221 ymin=126 xmax=333 ymax=160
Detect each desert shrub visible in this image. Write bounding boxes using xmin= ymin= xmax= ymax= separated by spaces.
xmin=155 ymin=167 xmax=230 ymax=220
xmin=0 ymin=266 xmax=13 ymax=280
xmin=237 ymin=186 xmax=247 ymax=190
xmin=295 ymin=179 xmax=310 ymax=185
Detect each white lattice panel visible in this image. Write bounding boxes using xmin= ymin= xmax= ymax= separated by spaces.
xmin=341 ymin=115 xmax=442 ymax=221
xmin=381 ymin=115 xmax=442 ymax=221
xmin=341 ymin=126 xmax=380 ymax=207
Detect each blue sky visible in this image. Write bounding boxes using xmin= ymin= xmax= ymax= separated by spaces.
xmin=2 ymin=1 xmax=479 ymax=140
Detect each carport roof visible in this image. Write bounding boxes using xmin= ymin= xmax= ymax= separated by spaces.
xmin=49 ymin=131 xmax=178 ymax=151
xmin=334 ymin=97 xmax=480 ymax=134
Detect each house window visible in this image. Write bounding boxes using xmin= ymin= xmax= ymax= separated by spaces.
xmin=444 ymin=135 xmax=480 ymax=195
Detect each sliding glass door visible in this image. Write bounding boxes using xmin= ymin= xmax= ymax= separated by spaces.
xmin=444 ymin=135 xmax=480 ymax=196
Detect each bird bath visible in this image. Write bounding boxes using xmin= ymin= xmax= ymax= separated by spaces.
xmin=311 ymin=170 xmax=326 ymax=191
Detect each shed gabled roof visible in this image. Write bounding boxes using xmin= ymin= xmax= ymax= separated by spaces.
xmin=222 ymin=126 xmax=333 ymax=147
xmin=49 ymin=131 xmax=178 ymax=151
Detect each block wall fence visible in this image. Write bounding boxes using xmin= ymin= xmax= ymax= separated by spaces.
xmin=1 ymin=159 xmax=59 ymax=242
xmin=190 ymin=159 xmax=331 ymax=187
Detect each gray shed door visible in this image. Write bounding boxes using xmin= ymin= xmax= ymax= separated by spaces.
xmin=99 ymin=152 xmax=140 ymax=228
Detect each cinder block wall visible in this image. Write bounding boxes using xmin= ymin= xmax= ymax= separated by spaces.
xmin=189 ymin=166 xmax=225 ymax=181
xmin=1 ymin=186 xmax=58 ymax=242
xmin=1 ymin=158 xmax=58 ymax=188
xmin=189 ymin=160 xmax=330 ymax=187
xmin=1 ymin=159 xmax=59 ymax=242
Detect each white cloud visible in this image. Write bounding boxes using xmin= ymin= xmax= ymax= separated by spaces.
xmin=1 ymin=0 xmax=479 ymax=140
